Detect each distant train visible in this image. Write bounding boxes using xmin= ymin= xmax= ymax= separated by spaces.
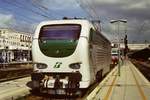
xmin=111 ymin=48 xmax=119 ymax=65
xmin=31 ymin=19 xmax=111 ymax=94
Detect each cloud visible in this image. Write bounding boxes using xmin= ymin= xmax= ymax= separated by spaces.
xmin=79 ymin=0 xmax=150 ymax=43
xmin=31 ymin=0 xmax=87 ymax=19
xmin=0 ymin=13 xmax=34 ymax=33
xmin=1 ymin=0 xmax=149 ymax=43
xmin=33 ymin=0 xmax=79 ymax=10
xmin=0 ymin=13 xmax=15 ymax=27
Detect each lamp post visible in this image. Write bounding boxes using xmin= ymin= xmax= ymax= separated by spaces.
xmin=110 ymin=19 xmax=127 ymax=76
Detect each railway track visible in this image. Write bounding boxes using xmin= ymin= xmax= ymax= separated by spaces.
xmin=24 ymin=81 xmax=99 ymax=100
xmin=0 ymin=63 xmax=33 ymax=82
xmin=23 ymin=67 xmax=115 ymax=100
xmin=0 ymin=62 xmax=114 ymax=100
xmin=23 ymin=70 xmax=112 ymax=100
xmin=131 ymin=59 xmax=150 ymax=81
xmin=1 ymin=60 xmax=149 ymax=100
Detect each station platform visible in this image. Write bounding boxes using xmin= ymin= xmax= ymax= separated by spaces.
xmin=86 ymin=60 xmax=150 ymax=100
xmin=0 ymin=77 xmax=30 ymax=100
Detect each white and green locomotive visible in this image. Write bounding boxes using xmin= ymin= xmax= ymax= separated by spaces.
xmin=31 ymin=19 xmax=111 ymax=94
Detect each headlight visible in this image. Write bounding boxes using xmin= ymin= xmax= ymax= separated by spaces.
xmin=35 ymin=63 xmax=48 ymax=69
xmin=69 ymin=62 xmax=81 ymax=69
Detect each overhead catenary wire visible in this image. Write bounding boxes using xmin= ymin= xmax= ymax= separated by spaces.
xmin=77 ymin=0 xmax=101 ymax=32
xmin=14 ymin=0 xmax=56 ymax=19
xmin=77 ymin=0 xmax=100 ymax=19
xmin=1 ymin=0 xmax=51 ymax=33
xmin=31 ymin=0 xmax=66 ymax=18
xmin=2 ymin=0 xmax=51 ymax=19
xmin=0 ymin=6 xmax=37 ymax=33
xmin=86 ymin=0 xmax=100 ymax=19
xmin=0 ymin=7 xmax=39 ymax=24
xmin=76 ymin=0 xmax=93 ymax=19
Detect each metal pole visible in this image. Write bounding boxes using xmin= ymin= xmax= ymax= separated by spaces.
xmin=110 ymin=19 xmax=127 ymax=76
xmin=117 ymin=22 xmax=121 ymax=76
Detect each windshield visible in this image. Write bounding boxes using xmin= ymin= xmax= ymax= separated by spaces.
xmin=112 ymin=54 xmax=118 ymax=56
xmin=38 ymin=24 xmax=81 ymax=57
xmin=39 ymin=24 xmax=81 ymax=40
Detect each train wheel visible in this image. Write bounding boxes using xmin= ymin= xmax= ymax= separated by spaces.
xmin=96 ymin=70 xmax=103 ymax=82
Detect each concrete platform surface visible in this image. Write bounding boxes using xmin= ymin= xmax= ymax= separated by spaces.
xmin=0 ymin=77 xmax=30 ymax=100
xmin=86 ymin=60 xmax=150 ymax=100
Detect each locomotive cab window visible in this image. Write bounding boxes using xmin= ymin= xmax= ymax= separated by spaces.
xmin=39 ymin=24 xmax=81 ymax=40
xmin=89 ymin=28 xmax=96 ymax=43
xmin=38 ymin=24 xmax=81 ymax=57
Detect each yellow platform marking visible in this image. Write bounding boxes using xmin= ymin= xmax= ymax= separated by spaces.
xmin=130 ymin=65 xmax=147 ymax=100
xmin=103 ymin=74 xmax=117 ymax=100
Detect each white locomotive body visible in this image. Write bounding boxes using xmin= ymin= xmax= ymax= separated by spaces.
xmin=31 ymin=20 xmax=111 ymax=93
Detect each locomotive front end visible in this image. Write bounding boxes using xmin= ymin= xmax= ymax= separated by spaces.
xmin=31 ymin=21 xmax=88 ymax=94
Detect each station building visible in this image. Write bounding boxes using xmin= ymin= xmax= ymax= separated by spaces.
xmin=0 ymin=28 xmax=32 ymax=63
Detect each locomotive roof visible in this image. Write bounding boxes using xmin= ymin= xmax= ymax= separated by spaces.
xmin=38 ymin=19 xmax=92 ymax=27
xmin=34 ymin=19 xmax=110 ymax=43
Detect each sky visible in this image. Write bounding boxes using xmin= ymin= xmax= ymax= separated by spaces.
xmin=0 ymin=0 xmax=150 ymax=43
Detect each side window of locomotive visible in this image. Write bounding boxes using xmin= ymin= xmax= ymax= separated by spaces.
xmin=89 ymin=29 xmax=97 ymax=65
xmin=89 ymin=29 xmax=96 ymax=44
xmin=89 ymin=29 xmax=93 ymax=42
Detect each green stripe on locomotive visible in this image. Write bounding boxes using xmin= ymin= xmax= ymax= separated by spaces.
xmin=39 ymin=40 xmax=78 ymax=57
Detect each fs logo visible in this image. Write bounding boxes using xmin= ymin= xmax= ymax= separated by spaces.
xmin=54 ymin=62 xmax=62 ymax=68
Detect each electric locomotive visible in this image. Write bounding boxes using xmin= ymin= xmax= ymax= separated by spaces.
xmin=31 ymin=19 xmax=111 ymax=94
